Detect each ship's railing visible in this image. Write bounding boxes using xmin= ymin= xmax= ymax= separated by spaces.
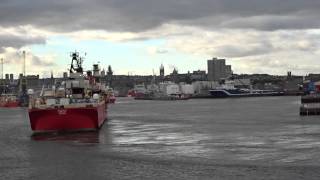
xmin=34 ymin=103 xmax=99 ymax=109
xmin=29 ymin=98 xmax=105 ymax=109
xmin=300 ymin=103 xmax=320 ymax=109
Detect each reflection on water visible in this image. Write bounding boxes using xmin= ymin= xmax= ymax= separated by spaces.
xmin=108 ymin=119 xmax=213 ymax=157
xmin=31 ymin=131 xmax=101 ymax=144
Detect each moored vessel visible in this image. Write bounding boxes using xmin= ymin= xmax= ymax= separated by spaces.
xmin=105 ymin=88 xmax=116 ymax=104
xmin=208 ymin=89 xmax=284 ymax=98
xmin=300 ymin=81 xmax=320 ymax=116
xmin=0 ymin=58 xmax=21 ymax=108
xmin=300 ymin=94 xmax=320 ymax=116
xmin=0 ymin=94 xmax=20 ymax=108
xmin=208 ymin=81 xmax=284 ymax=98
xmin=28 ymin=52 xmax=108 ymax=132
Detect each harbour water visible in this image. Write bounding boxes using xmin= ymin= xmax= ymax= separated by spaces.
xmin=1 ymin=96 xmax=320 ymax=179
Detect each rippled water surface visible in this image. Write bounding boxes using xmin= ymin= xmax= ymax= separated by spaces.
xmin=1 ymin=96 xmax=320 ymax=179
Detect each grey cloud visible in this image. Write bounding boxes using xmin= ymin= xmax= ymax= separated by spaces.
xmin=0 ymin=34 xmax=46 ymax=49
xmin=0 ymin=47 xmax=5 ymax=53
xmin=214 ymin=41 xmax=274 ymax=58
xmin=232 ymin=57 xmax=320 ymax=75
xmin=2 ymin=50 xmax=56 ymax=67
xmin=209 ymin=30 xmax=320 ymax=58
xmin=220 ymin=13 xmax=320 ymax=31
xmin=1 ymin=0 xmax=320 ymax=32
xmin=31 ymin=55 xmax=55 ymax=67
xmin=251 ymin=58 xmax=320 ymax=73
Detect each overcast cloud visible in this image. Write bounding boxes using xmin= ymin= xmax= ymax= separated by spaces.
xmin=0 ymin=0 xmax=320 ymax=32
xmin=0 ymin=0 xmax=320 ymax=75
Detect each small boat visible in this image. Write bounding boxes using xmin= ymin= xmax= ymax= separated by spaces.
xmin=127 ymin=89 xmax=136 ymax=97
xmin=108 ymin=95 xmax=116 ymax=103
xmin=105 ymin=88 xmax=116 ymax=104
xmin=0 ymin=94 xmax=20 ymax=108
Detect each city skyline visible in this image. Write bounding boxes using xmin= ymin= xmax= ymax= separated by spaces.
xmin=0 ymin=55 xmax=318 ymax=79
xmin=1 ymin=1 xmax=320 ymax=76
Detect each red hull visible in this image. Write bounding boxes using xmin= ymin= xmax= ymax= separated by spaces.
xmin=109 ymin=97 xmax=116 ymax=104
xmin=105 ymin=97 xmax=116 ymax=104
xmin=0 ymin=101 xmax=20 ymax=108
xmin=28 ymin=102 xmax=107 ymax=132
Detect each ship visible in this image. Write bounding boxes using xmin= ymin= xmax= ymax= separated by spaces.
xmin=208 ymin=81 xmax=284 ymax=98
xmin=300 ymin=95 xmax=320 ymax=115
xmin=28 ymin=52 xmax=108 ymax=132
xmin=105 ymin=88 xmax=116 ymax=104
xmin=133 ymin=82 xmax=190 ymax=101
xmin=0 ymin=94 xmax=20 ymax=108
xmin=300 ymin=81 xmax=320 ymax=115
xmin=0 ymin=58 xmax=21 ymax=108
xmin=209 ymin=89 xmax=284 ymax=98
xmin=134 ymin=93 xmax=190 ymax=100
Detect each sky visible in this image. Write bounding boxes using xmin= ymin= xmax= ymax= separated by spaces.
xmin=1 ymin=0 xmax=320 ymax=78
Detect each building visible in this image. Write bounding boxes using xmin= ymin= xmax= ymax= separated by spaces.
xmin=106 ymin=65 xmax=113 ymax=87
xmin=63 ymin=72 xmax=68 ymax=79
xmin=101 ymin=69 xmax=106 ymax=77
xmin=225 ymin=65 xmax=233 ymax=78
xmin=170 ymin=68 xmax=179 ymax=83
xmin=191 ymin=70 xmax=207 ymax=81
xmin=306 ymin=73 xmax=320 ymax=82
xmin=26 ymin=75 xmax=40 ymax=90
xmin=160 ymin=64 xmax=165 ymax=82
xmin=207 ymin=58 xmax=232 ymax=81
xmin=10 ymin=74 xmax=13 ymax=82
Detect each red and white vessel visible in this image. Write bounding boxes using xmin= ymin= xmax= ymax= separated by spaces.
xmin=0 ymin=94 xmax=20 ymax=108
xmin=105 ymin=88 xmax=116 ymax=104
xmin=28 ymin=52 xmax=108 ymax=132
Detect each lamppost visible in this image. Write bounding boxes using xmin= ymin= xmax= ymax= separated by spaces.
xmin=19 ymin=50 xmax=28 ymax=106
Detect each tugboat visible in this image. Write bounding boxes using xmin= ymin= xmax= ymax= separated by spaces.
xmin=28 ymin=52 xmax=107 ymax=132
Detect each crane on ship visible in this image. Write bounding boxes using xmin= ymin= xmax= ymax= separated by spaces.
xmin=69 ymin=52 xmax=84 ymax=74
